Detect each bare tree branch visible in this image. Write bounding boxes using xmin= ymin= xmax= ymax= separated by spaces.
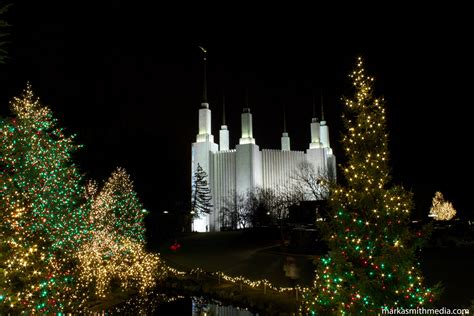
xmin=291 ymin=160 xmax=332 ymax=201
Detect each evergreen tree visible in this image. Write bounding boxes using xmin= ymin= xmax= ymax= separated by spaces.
xmin=98 ymin=167 xmax=147 ymax=243
xmin=429 ymin=191 xmax=456 ymax=221
xmin=0 ymin=120 xmax=52 ymax=312
xmin=3 ymin=83 xmax=89 ymax=252
xmin=191 ymin=163 xmax=212 ymax=218
xmin=76 ymin=175 xmax=165 ymax=300
xmin=76 ymin=230 xmax=165 ymax=299
xmin=0 ymin=84 xmax=90 ymax=312
xmin=301 ymin=58 xmax=439 ymax=314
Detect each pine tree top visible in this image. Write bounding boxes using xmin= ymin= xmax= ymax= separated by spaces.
xmin=341 ymin=57 xmax=391 ymax=195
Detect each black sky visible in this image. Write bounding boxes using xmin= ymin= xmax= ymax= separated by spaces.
xmin=0 ymin=2 xmax=472 ymax=221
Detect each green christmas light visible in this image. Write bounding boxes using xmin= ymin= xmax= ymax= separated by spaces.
xmin=1 ymin=84 xmax=160 ymax=313
xmin=300 ymin=58 xmax=439 ymax=314
xmin=1 ymin=84 xmax=90 ymax=313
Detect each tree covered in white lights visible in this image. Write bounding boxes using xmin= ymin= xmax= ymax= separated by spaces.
xmin=429 ymin=191 xmax=456 ymax=221
xmin=99 ymin=167 xmax=147 ymax=243
xmin=1 ymin=84 xmax=89 ymax=313
xmin=1 ymin=85 xmax=164 ymax=312
xmin=301 ymin=57 xmax=440 ymax=314
xmin=76 ymin=175 xmax=166 ymax=300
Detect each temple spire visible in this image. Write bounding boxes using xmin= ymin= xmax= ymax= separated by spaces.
xmin=281 ymin=105 xmax=290 ymax=151
xmin=196 ymin=46 xmax=214 ymax=142
xmin=219 ymin=92 xmax=230 ymax=151
xmin=309 ymin=92 xmax=322 ymax=149
xmin=319 ymin=93 xmax=331 ymax=149
xmin=311 ymin=94 xmax=319 ymax=123
xmin=222 ymin=93 xmax=226 ymax=125
xmin=312 ymin=95 xmax=317 ymax=118
xmin=320 ymin=94 xmax=325 ymax=121
xmin=199 ymin=46 xmax=208 ymax=106
xmin=240 ymin=88 xmax=254 ymax=144
xmin=244 ymin=88 xmax=249 ymax=109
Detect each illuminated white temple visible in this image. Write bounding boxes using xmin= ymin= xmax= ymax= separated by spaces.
xmin=191 ymin=53 xmax=336 ymax=232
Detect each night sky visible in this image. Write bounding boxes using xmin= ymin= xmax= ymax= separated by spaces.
xmin=0 ymin=2 xmax=472 ymax=222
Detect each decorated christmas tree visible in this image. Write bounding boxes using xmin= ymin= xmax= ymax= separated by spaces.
xmin=0 ymin=148 xmax=52 ymax=312
xmin=98 ymin=167 xmax=147 ymax=243
xmin=2 ymin=83 xmax=89 ymax=253
xmin=0 ymin=84 xmax=90 ymax=312
xmin=76 ymin=175 xmax=165 ymax=300
xmin=76 ymin=230 xmax=165 ymax=299
xmin=1 ymin=84 xmax=163 ymax=312
xmin=301 ymin=58 xmax=439 ymax=314
xmin=429 ymin=191 xmax=456 ymax=221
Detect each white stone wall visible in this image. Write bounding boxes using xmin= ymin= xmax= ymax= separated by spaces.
xmin=198 ymin=106 xmax=212 ymax=136
xmin=326 ymin=152 xmax=337 ymax=183
xmin=281 ymin=133 xmax=291 ymax=151
xmin=235 ymin=143 xmax=262 ymax=196
xmin=320 ymin=121 xmax=330 ymax=149
xmin=310 ymin=120 xmax=322 ymax=149
xmin=219 ymin=126 xmax=229 ymax=151
xmin=191 ymin=140 xmax=218 ymax=232
xmin=262 ymin=149 xmax=306 ymax=192
xmin=306 ymin=148 xmax=326 ymax=176
xmin=210 ymin=150 xmax=236 ymax=232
